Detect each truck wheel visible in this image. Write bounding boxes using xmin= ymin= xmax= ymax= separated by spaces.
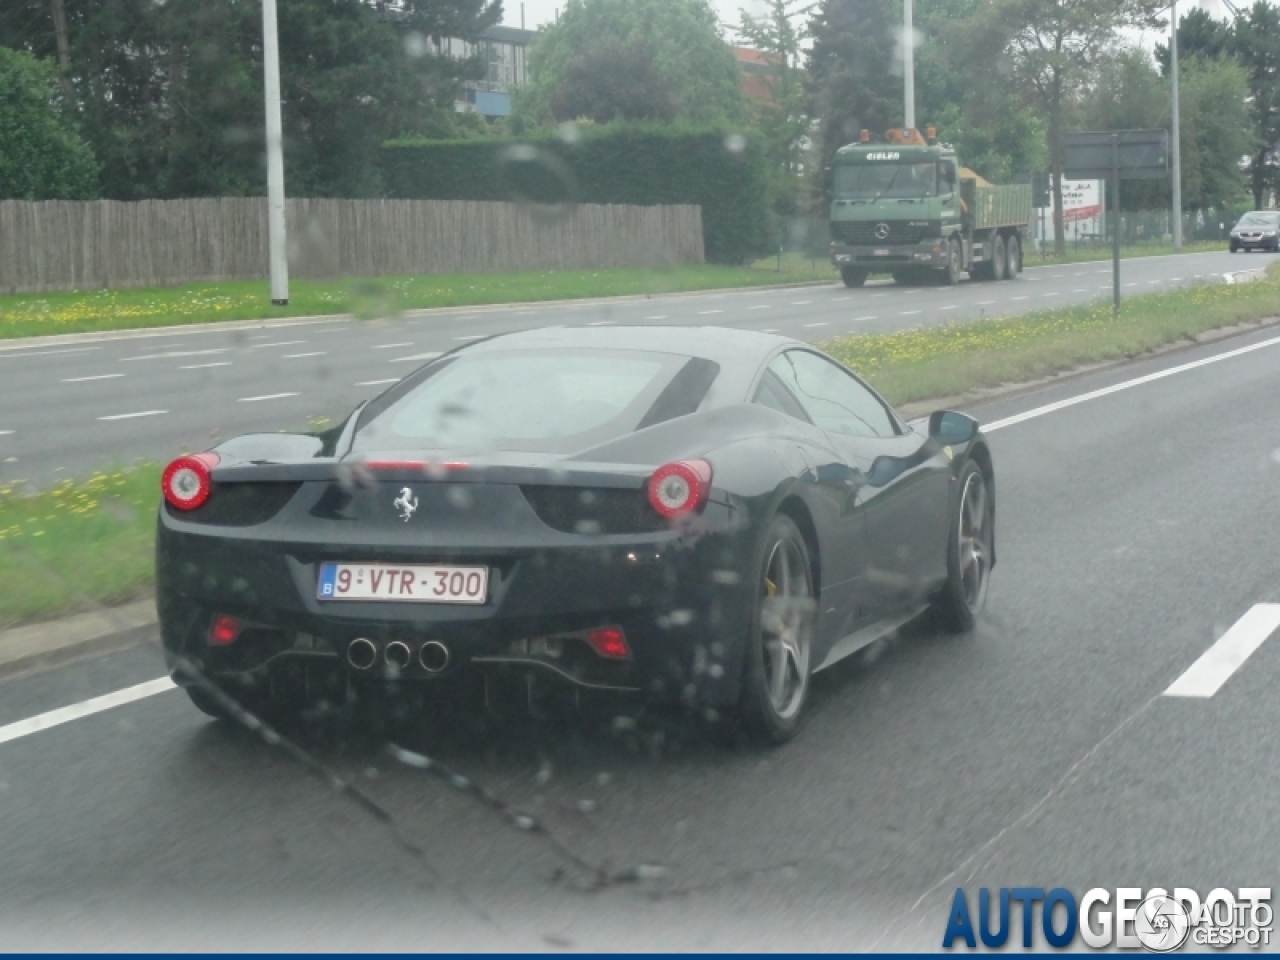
xmin=841 ymin=266 xmax=868 ymax=288
xmin=991 ymin=235 xmax=1007 ymax=281
xmin=942 ymin=238 xmax=962 ymax=285
xmin=1005 ymin=234 xmax=1021 ymax=278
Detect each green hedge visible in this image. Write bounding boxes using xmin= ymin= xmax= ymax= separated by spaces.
xmin=382 ymin=125 xmax=769 ymax=264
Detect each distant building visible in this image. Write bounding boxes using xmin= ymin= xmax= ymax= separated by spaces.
xmin=733 ymin=47 xmax=779 ymax=106
xmin=432 ymin=25 xmax=535 ymax=118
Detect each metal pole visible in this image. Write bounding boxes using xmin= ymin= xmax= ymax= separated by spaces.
xmin=1170 ymin=0 xmax=1183 ymax=249
xmin=263 ymin=0 xmax=289 ymax=305
xmin=1112 ymin=134 xmax=1121 ymax=316
xmin=903 ymin=0 xmax=915 ymax=130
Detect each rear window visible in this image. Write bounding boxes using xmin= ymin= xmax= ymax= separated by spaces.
xmin=352 ymin=348 xmax=713 ymax=454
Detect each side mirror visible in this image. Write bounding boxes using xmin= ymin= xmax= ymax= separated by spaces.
xmin=928 ymin=410 xmax=978 ymax=444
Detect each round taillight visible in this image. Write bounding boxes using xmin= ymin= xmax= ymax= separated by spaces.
xmin=647 ymin=459 xmax=712 ymax=518
xmin=162 ymin=454 xmax=218 ymax=510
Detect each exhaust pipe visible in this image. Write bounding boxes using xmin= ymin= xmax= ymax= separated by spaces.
xmin=347 ymin=637 xmax=377 ymax=670
xmin=419 ymin=640 xmax=450 ymax=673
xmin=385 ymin=641 xmax=412 ymax=670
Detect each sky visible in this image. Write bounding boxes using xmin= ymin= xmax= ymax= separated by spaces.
xmin=500 ymin=0 xmax=1249 ymax=38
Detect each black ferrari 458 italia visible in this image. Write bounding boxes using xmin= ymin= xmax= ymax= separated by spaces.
xmin=157 ymin=326 xmax=995 ymax=742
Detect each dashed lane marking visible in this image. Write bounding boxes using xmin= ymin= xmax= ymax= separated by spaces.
xmin=371 ymin=342 xmax=413 ymax=350
xmin=357 ymin=379 xmax=400 ymax=386
xmin=98 ymin=410 xmax=167 ymax=420
xmin=63 ymin=374 xmax=124 ymax=382
xmin=282 ymin=352 xmax=326 ymax=359
xmin=390 ymin=351 xmax=443 ymax=363
xmin=249 ymin=340 xmax=306 ymax=348
xmin=180 ymin=362 xmax=232 ymax=370
xmin=237 ymin=393 xmax=299 ymax=403
xmin=1164 ymin=604 xmax=1280 ymax=698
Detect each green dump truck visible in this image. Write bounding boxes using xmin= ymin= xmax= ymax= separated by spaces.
xmin=827 ymin=128 xmax=1033 ymax=287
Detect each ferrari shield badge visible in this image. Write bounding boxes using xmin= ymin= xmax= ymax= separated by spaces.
xmin=393 ymin=487 xmax=418 ymax=522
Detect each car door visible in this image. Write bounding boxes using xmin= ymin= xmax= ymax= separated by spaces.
xmin=751 ymin=366 xmax=869 ymax=647
xmin=769 ymin=349 xmax=950 ymax=621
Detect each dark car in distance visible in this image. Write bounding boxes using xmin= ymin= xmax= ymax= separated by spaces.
xmin=1229 ymin=211 xmax=1280 ymax=252
xmin=156 ymin=326 xmax=995 ymax=743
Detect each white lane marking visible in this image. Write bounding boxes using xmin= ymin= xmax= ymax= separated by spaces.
xmin=1164 ymin=604 xmax=1280 ymax=698
xmin=0 ymin=677 xmax=176 ymax=747
xmin=1010 ymin=296 xmax=1029 ymax=301
xmin=899 ymin=310 xmax=921 ymax=316
xmin=1041 ymin=292 xmax=1060 ymax=297
xmin=282 ymin=351 xmax=326 ymax=359
xmin=1147 ymin=280 xmax=1161 ymax=285
xmin=1073 ymin=288 xmax=1088 ymax=293
xmin=0 ymin=430 xmax=13 ymax=436
xmin=1073 ymin=272 xmax=1087 ymax=276
xmin=237 ymin=392 xmax=299 ymax=403
xmin=390 ymin=351 xmax=443 ymax=363
xmin=645 ymin=315 xmax=668 ymax=320
xmin=762 ymin=328 xmax=780 ymax=333
xmin=120 ymin=348 xmax=227 ymax=361
xmin=977 ymin=300 xmax=995 ymax=305
xmin=251 ymin=340 xmax=306 ymax=348
xmin=587 ymin=321 xmax=615 ymax=326
xmin=748 ymin=305 xmax=771 ymax=310
xmin=180 ymin=361 xmax=233 ymax=370
xmin=98 ymin=409 xmax=167 ymax=421
xmin=453 ymin=335 xmax=486 ymax=341
xmin=1170 ymin=277 xmax=1182 ymax=282
xmin=63 ymin=373 xmax=124 ymax=382
xmin=791 ymin=301 xmax=813 ymax=305
xmin=984 ymin=332 xmax=1280 ymax=433
xmin=371 ymin=342 xmax=413 ymax=350
xmin=0 ymin=347 xmax=101 ymax=360
xmin=871 ymin=293 xmax=889 ymax=298
xmin=832 ymin=296 xmax=853 ymax=302
xmin=940 ymin=305 xmax=959 ymax=311
xmin=697 ymin=309 xmax=724 ymax=315
xmin=804 ymin=322 xmax=830 ymax=328
xmin=357 ymin=378 xmax=400 ymax=386
xmin=850 ymin=316 xmax=877 ymax=322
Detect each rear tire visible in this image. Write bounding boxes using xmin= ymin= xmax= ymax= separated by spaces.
xmin=1005 ymin=234 xmax=1021 ymax=278
xmin=738 ymin=515 xmax=816 ymax=745
xmin=841 ymin=266 xmax=868 ymax=288
xmin=932 ymin=461 xmax=993 ymax=634
xmin=991 ymin=234 xmax=1007 ymax=281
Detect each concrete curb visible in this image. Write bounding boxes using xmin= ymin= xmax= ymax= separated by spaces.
xmin=0 ymin=598 xmax=157 ymax=681
xmin=0 ymin=279 xmax=835 ymax=353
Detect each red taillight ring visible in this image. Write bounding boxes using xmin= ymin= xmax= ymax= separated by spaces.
xmin=162 ymin=453 xmax=219 ymax=511
xmin=647 ymin=459 xmax=712 ymax=518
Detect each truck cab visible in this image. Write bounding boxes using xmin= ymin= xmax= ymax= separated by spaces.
xmin=827 ymin=129 xmax=1029 ymax=288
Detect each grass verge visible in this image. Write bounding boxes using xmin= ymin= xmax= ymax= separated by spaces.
xmin=0 ymin=263 xmax=826 ymax=340
xmin=3 ymin=263 xmax=1276 ymax=627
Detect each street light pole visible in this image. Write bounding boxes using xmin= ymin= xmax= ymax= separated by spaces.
xmin=903 ymin=0 xmax=915 ymax=130
xmin=262 ymin=0 xmax=289 ymax=305
xmin=1170 ymin=0 xmax=1183 ymax=249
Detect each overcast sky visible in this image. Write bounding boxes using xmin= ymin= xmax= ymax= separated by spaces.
xmin=500 ymin=0 xmax=1248 ymax=45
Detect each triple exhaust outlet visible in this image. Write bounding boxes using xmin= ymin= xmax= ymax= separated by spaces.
xmin=346 ymin=637 xmax=450 ymax=673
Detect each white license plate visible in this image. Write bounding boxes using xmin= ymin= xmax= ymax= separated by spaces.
xmin=317 ymin=562 xmax=489 ymax=604
xmin=874 ymin=248 xmax=890 ymax=256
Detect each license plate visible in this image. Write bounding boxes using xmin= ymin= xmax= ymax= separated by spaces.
xmin=317 ymin=562 xmax=489 ymax=604
xmin=874 ymin=248 xmax=890 ymax=256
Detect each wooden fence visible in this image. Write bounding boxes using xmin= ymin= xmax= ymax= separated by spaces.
xmin=0 ymin=198 xmax=705 ymax=294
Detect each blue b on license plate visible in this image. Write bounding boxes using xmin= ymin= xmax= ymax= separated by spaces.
xmin=317 ymin=562 xmax=488 ymax=604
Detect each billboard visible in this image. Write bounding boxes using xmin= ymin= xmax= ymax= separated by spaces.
xmin=1034 ymin=180 xmax=1106 ymax=246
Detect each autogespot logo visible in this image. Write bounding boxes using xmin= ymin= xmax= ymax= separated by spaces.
xmin=942 ymin=886 xmax=1272 ymax=951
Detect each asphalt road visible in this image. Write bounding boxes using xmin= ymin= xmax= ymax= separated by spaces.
xmin=2 ymin=323 xmax=1279 ymax=949
xmin=1 ymin=248 xmax=1274 ymax=487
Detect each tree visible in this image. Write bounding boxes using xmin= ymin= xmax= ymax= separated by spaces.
xmin=914 ymin=0 xmax=1046 ymax=182
xmin=737 ymin=0 xmax=803 ymax=213
xmin=0 ymin=46 xmax=97 ymax=200
xmin=515 ymin=0 xmax=745 ymax=129
xmin=805 ymin=0 xmax=903 ymax=167
xmin=1154 ymin=6 xmax=1233 ymax=74
xmin=1230 ymin=1 xmax=1280 ymax=209
xmin=1075 ymin=46 xmax=1251 ymax=212
xmin=990 ymin=0 xmax=1164 ymax=254
xmin=0 ymin=0 xmax=502 ymax=200
xmin=548 ymin=38 xmax=675 ymax=123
